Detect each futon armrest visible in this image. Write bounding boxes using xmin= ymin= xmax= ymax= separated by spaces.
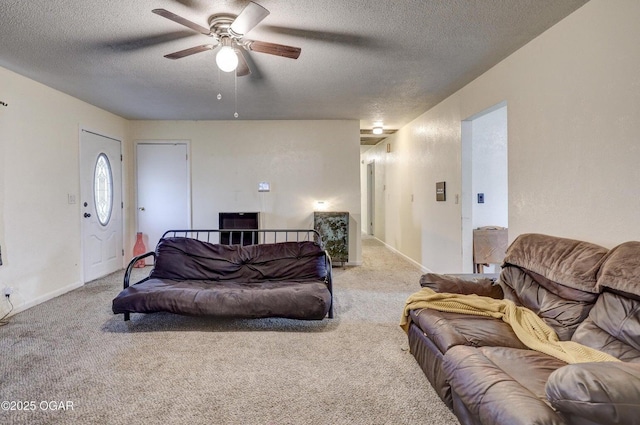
xmin=419 ymin=273 xmax=503 ymax=299
xmin=324 ymin=249 xmax=334 ymax=318
xmin=123 ymin=251 xmax=156 ymax=289
xmin=546 ymin=362 xmax=640 ymax=425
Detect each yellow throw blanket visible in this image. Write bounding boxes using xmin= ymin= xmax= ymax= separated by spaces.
xmin=400 ymin=287 xmax=619 ymax=364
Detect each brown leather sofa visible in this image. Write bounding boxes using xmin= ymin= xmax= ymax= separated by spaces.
xmin=406 ymin=233 xmax=640 ymax=425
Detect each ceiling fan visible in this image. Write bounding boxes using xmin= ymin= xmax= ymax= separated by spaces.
xmin=152 ymin=1 xmax=301 ymax=76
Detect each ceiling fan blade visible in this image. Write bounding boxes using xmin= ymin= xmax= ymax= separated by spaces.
xmin=235 ymin=50 xmax=251 ymax=77
xmin=261 ymin=25 xmax=383 ymax=49
xmin=164 ymin=44 xmax=215 ymax=59
xmin=101 ymin=30 xmax=197 ymax=52
xmin=246 ymin=40 xmax=301 ymax=59
xmin=152 ymin=9 xmax=212 ymax=36
xmin=230 ymin=2 xmax=270 ymax=36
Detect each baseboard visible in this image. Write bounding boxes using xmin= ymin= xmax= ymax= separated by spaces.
xmin=4 ymin=280 xmax=83 ymax=317
xmin=373 ymin=237 xmax=433 ymax=273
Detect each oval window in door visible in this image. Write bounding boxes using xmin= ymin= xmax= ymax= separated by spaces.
xmin=94 ymin=153 xmax=113 ymax=226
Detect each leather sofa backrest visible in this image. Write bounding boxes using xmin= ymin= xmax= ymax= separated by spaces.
xmin=499 ymin=233 xmax=608 ymax=340
xmin=596 ymin=241 xmax=640 ymax=297
xmin=149 ymin=237 xmax=328 ymax=282
xmin=571 ymin=241 xmax=640 ymax=361
xmin=502 ymin=233 xmax=608 ymax=293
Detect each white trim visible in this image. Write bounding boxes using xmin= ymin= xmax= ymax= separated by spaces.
xmin=373 ymin=237 xmax=432 ymax=273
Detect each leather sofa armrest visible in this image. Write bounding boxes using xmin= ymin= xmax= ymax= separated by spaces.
xmin=546 ymin=362 xmax=640 ymax=425
xmin=419 ymin=273 xmax=503 ymax=299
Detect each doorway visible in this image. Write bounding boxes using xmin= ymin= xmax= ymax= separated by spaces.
xmin=461 ymin=102 xmax=508 ymax=273
xmin=136 ymin=142 xmax=190 ymax=262
xmin=80 ymin=129 xmax=123 ymax=282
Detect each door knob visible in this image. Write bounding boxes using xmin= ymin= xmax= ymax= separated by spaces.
xmin=138 ymin=207 xmax=145 ymax=211
xmin=84 ymin=213 xmax=91 ymax=218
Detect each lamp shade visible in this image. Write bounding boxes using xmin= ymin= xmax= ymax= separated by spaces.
xmin=216 ymin=46 xmax=239 ymax=72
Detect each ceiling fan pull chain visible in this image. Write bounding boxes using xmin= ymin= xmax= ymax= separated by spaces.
xmin=234 ymin=71 xmax=239 ymax=119
xmin=217 ymin=67 xmax=222 ymax=101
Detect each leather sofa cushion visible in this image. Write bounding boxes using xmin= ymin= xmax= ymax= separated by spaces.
xmin=409 ymin=309 xmax=526 ymax=354
xmin=443 ymin=345 xmax=567 ymax=425
xmin=546 ymin=362 xmax=640 ymax=425
xmin=597 ymin=241 xmax=640 ymax=297
xmin=150 ymin=238 xmax=328 ymax=282
xmin=500 ymin=266 xmax=597 ymax=341
xmin=503 ymin=233 xmax=607 ymax=293
xmin=571 ymin=319 xmax=640 ymax=363
xmin=571 ymin=291 xmax=640 ymax=359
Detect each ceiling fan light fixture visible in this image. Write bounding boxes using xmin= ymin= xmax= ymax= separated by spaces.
xmin=216 ymin=45 xmax=239 ymax=72
xmin=155 ymin=4 xmax=301 ymax=74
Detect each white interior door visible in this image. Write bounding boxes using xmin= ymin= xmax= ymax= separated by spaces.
xmin=80 ymin=130 xmax=123 ymax=282
xmin=136 ymin=142 xmax=190 ymax=260
xmin=367 ymin=161 xmax=375 ymax=235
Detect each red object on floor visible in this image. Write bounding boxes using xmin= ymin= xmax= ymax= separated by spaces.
xmin=133 ymin=232 xmax=146 ymax=268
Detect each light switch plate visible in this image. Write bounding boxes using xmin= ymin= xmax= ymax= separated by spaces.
xmin=436 ymin=182 xmax=446 ymax=201
xmin=258 ymin=182 xmax=270 ymax=192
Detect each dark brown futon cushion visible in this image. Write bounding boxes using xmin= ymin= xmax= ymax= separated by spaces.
xmin=150 ymin=238 xmax=328 ymax=282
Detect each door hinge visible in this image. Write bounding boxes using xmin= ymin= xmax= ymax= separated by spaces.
xmin=120 ymin=154 xmax=123 ymax=161
xmin=122 ymin=249 xmax=125 ymax=256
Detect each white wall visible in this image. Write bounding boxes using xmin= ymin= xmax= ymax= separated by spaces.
xmin=362 ymin=0 xmax=640 ymax=272
xmin=0 ymin=66 xmax=129 ymax=315
xmin=129 ymin=120 xmax=362 ymax=264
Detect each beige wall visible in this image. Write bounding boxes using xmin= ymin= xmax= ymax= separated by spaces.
xmin=362 ymin=0 xmax=640 ymax=272
xmin=0 ymin=64 xmax=361 ymax=315
xmin=0 ymin=66 xmax=129 ymax=314
xmin=128 ymin=120 xmax=362 ymax=264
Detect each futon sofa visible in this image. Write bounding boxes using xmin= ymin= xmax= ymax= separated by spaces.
xmin=112 ymin=231 xmax=333 ymax=321
xmin=403 ymin=233 xmax=640 ymax=425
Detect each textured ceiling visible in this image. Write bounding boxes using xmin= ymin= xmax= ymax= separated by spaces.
xmin=0 ymin=0 xmax=589 ymax=131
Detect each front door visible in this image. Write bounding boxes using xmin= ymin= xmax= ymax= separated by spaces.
xmin=80 ymin=129 xmax=123 ymax=282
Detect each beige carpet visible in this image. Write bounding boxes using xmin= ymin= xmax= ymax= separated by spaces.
xmin=0 ymin=237 xmax=459 ymax=425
